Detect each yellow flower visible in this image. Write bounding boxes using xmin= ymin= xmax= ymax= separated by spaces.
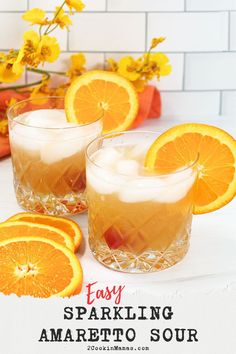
xmin=0 ymin=51 xmax=24 ymax=83
xmin=107 ymin=58 xmax=118 ymax=72
xmin=16 ymin=30 xmax=60 ymax=67
xmin=0 ymin=52 xmax=6 ymax=61
xmin=53 ymin=7 xmax=72 ymax=29
xmin=117 ymin=56 xmax=141 ymax=81
xmin=71 ymin=53 xmax=86 ymax=69
xmin=22 ymin=8 xmax=48 ymax=25
xmin=141 ymin=53 xmax=172 ymax=79
xmin=67 ymin=53 xmax=86 ymax=78
xmin=149 ymin=53 xmax=172 ymax=77
xmin=30 ymin=77 xmax=51 ymax=104
xmin=6 ymin=97 xmax=18 ymax=108
xmin=53 ymin=86 xmax=67 ymax=97
xmin=37 ymin=36 xmax=60 ymax=63
xmin=0 ymin=119 xmax=8 ymax=135
xmin=0 ymin=60 xmax=24 ymax=83
xmin=16 ymin=30 xmax=41 ymax=67
xmin=150 ymin=37 xmax=166 ymax=50
xmin=132 ymin=79 xmax=146 ymax=92
xmin=65 ymin=0 xmax=85 ymax=13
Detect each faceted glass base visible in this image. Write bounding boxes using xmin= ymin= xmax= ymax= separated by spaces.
xmin=15 ymin=181 xmax=87 ymax=216
xmin=89 ymin=234 xmax=190 ymax=273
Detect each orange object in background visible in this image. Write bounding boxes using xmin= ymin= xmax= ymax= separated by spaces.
xmin=0 ymin=136 xmax=10 ymax=158
xmin=133 ymin=85 xmax=161 ymax=128
xmin=0 ymin=90 xmax=29 ymax=112
xmin=0 ymin=89 xmax=29 ymax=158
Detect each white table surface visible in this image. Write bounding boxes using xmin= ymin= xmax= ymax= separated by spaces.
xmin=1 ymin=116 xmax=236 ymax=293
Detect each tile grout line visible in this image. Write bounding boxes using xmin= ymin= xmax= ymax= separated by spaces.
xmin=182 ymin=53 xmax=186 ymax=90
xmin=105 ymin=0 xmax=108 ymax=12
xmin=228 ymin=11 xmax=231 ymax=51
xmin=66 ymin=30 xmax=70 ymax=52
xmin=103 ymin=53 xmax=106 ymax=69
xmin=145 ymin=12 xmax=148 ymax=51
xmin=184 ymin=0 xmax=187 ymax=11
xmin=0 ymin=48 xmax=229 ymax=55
xmin=0 ymin=10 xmax=234 ymax=14
xmin=219 ymin=91 xmax=223 ymax=115
xmin=25 ymin=0 xmax=30 ymax=84
xmin=157 ymin=90 xmax=224 ymax=93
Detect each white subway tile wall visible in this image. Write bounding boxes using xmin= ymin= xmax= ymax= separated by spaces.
xmin=29 ymin=0 xmax=106 ymax=12
xmin=148 ymin=13 xmax=228 ymax=52
xmin=0 ymin=0 xmax=235 ymax=116
xmin=161 ymin=92 xmax=220 ymax=116
xmin=185 ymin=53 xmax=236 ymax=90
xmin=222 ymin=91 xmax=236 ymax=115
xmin=69 ymin=13 xmax=146 ymax=52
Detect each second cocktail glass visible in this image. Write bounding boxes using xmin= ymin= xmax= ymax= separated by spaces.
xmin=8 ymin=97 xmax=102 ymax=215
xmin=86 ymin=131 xmax=198 ymax=273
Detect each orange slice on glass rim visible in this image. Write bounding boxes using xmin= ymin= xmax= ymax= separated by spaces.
xmin=65 ymin=70 xmax=139 ymax=133
xmin=0 ymin=221 xmax=75 ymax=251
xmin=145 ymin=123 xmax=236 ymax=214
xmin=7 ymin=213 xmax=82 ymax=252
xmin=0 ymin=236 xmax=83 ymax=297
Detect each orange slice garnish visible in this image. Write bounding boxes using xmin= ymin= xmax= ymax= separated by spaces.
xmin=0 ymin=221 xmax=74 ymax=251
xmin=0 ymin=236 xmax=83 ymax=297
xmin=145 ymin=123 xmax=236 ymax=214
xmin=7 ymin=213 xmax=82 ymax=252
xmin=65 ymin=70 xmax=139 ymax=133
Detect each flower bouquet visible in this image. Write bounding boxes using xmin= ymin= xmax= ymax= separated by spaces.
xmin=0 ymin=0 xmax=171 ymax=157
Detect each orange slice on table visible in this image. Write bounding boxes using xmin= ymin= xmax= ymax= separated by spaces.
xmin=0 ymin=236 xmax=83 ymax=297
xmin=65 ymin=70 xmax=139 ymax=133
xmin=7 ymin=213 xmax=82 ymax=252
xmin=0 ymin=221 xmax=74 ymax=251
xmin=145 ymin=123 xmax=236 ymax=214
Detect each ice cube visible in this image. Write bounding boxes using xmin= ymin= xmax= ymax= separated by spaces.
xmin=40 ymin=137 xmax=83 ymax=164
xmin=129 ymin=143 xmax=150 ymax=159
xmin=118 ymin=170 xmax=196 ymax=204
xmin=118 ymin=177 xmax=164 ymax=203
xmin=154 ymin=171 xmax=196 ymax=203
xmin=116 ymin=159 xmax=139 ymax=176
xmin=10 ymin=124 xmax=43 ymax=152
xmin=86 ymin=164 xmax=127 ymax=195
xmin=19 ymin=109 xmax=66 ymax=128
xmin=92 ymin=147 xmax=122 ymax=168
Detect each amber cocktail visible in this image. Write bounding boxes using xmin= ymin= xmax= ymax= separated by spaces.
xmin=86 ymin=131 xmax=198 ymax=273
xmin=8 ymin=97 xmax=102 ymax=215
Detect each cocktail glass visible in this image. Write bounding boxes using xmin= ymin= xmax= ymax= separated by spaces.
xmin=8 ymin=96 xmax=102 ymax=215
xmin=86 ymin=131 xmax=198 ymax=273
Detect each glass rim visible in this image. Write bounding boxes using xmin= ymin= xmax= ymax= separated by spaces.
xmin=7 ymin=96 xmax=103 ymax=130
xmin=86 ymin=130 xmax=199 ymax=179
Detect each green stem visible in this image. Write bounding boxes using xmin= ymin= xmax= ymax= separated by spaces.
xmin=28 ymin=67 xmax=67 ymax=76
xmin=44 ymin=69 xmax=67 ymax=76
xmin=0 ymin=80 xmax=42 ymax=92
xmin=27 ymin=67 xmax=51 ymax=77
xmin=39 ymin=25 xmax=43 ymax=38
xmin=136 ymin=47 xmax=151 ymax=74
xmin=44 ymin=0 xmax=66 ymax=35
xmin=46 ymin=24 xmax=60 ymax=35
xmin=0 ymin=68 xmax=51 ymax=92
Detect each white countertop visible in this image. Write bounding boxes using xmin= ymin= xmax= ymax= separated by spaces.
xmin=1 ymin=116 xmax=236 ymax=293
